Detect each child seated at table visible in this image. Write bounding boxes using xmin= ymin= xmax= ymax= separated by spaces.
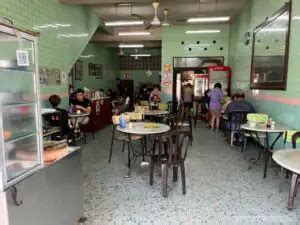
xmin=46 ymin=95 xmax=69 ymax=137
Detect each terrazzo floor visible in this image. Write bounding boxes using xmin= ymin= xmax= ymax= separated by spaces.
xmin=81 ymin=124 xmax=300 ymax=225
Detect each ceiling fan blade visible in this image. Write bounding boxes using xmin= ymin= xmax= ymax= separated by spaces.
xmin=131 ymin=13 xmax=146 ymax=20
xmin=145 ymin=24 xmax=153 ymax=30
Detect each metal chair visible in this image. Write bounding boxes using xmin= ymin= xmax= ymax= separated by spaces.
xmin=226 ymin=111 xmax=248 ymax=147
xmin=150 ymin=130 xmax=191 ymax=197
xmin=108 ymin=115 xmax=143 ymax=163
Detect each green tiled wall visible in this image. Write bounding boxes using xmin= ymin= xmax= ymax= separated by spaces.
xmin=161 ymin=24 xmax=230 ymax=101
xmin=75 ymin=43 xmax=120 ymax=92
xmin=0 ymin=0 xmax=102 ymax=107
xmin=229 ymin=0 xmax=300 ymax=130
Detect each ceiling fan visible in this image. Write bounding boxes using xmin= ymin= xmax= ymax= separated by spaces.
xmin=145 ymin=2 xmax=170 ymax=30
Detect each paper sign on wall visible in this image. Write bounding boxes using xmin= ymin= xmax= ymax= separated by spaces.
xmin=16 ymin=50 xmax=29 ymax=66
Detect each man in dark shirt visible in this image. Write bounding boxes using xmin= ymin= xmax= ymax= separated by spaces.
xmin=70 ymin=89 xmax=91 ymax=131
xmin=72 ymin=89 xmax=91 ymax=114
xmin=224 ymin=93 xmax=255 ymax=116
xmin=223 ymin=93 xmax=255 ymax=144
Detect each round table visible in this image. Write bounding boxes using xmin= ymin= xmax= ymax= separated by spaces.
xmin=241 ymin=123 xmax=290 ymax=178
xmin=272 ymin=149 xmax=300 ymax=210
xmin=117 ymin=122 xmax=170 ymax=135
xmin=117 ymin=122 xmax=170 ymax=177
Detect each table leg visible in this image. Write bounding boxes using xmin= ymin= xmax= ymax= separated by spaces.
xmin=263 ymin=132 xmax=269 ymax=178
xmin=279 ymin=166 xmax=285 ymax=193
xmin=263 ymin=132 xmax=283 ymax=178
xmin=288 ymin=173 xmax=299 ymax=210
xmin=125 ymin=134 xmax=132 ymax=178
xmin=71 ymin=117 xmax=79 ymax=146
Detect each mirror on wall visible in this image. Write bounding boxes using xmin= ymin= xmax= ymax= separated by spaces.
xmin=250 ymin=2 xmax=291 ymax=90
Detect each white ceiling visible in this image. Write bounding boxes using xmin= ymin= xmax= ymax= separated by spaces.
xmin=60 ymin=0 xmax=248 ymax=47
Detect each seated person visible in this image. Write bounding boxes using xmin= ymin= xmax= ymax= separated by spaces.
xmin=46 ymin=95 xmax=69 ymax=137
xmin=150 ymin=94 xmax=161 ymax=110
xmin=70 ymin=89 xmax=91 ymax=130
xmin=224 ymin=93 xmax=256 ymax=144
xmin=223 ymin=93 xmax=255 ymax=116
xmin=106 ymin=89 xmax=113 ymax=99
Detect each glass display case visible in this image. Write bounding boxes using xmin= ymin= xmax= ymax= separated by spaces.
xmin=0 ymin=24 xmax=43 ymax=191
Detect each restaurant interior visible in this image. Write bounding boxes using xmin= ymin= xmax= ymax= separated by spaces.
xmin=1 ymin=0 xmax=300 ymax=224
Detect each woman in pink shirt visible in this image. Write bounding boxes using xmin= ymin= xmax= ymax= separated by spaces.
xmin=209 ymin=83 xmax=223 ymax=131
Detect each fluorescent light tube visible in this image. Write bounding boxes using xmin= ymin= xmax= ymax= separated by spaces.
xmin=105 ymin=21 xmax=144 ymax=27
xmin=118 ymin=44 xmax=144 ymax=48
xmin=118 ymin=32 xmax=150 ymax=36
xmin=187 ymin=17 xmax=230 ymax=23
xmin=185 ymin=30 xmax=221 ymax=34
xmin=130 ymin=54 xmax=151 ymax=57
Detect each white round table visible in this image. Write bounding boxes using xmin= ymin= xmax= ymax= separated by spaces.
xmin=117 ymin=122 xmax=170 ymax=135
xmin=117 ymin=122 xmax=170 ymax=178
xmin=241 ymin=123 xmax=290 ymax=178
xmin=241 ymin=123 xmax=290 ymax=133
xmin=272 ymin=149 xmax=300 ymax=210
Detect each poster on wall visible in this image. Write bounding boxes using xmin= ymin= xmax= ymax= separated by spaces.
xmin=60 ymin=71 xmax=68 ymax=85
xmin=161 ymin=64 xmax=172 ymax=94
xmin=75 ymin=60 xmax=83 ymax=80
xmin=95 ymin=64 xmax=103 ymax=79
xmin=89 ymin=63 xmax=95 ymax=76
xmin=48 ymin=68 xmax=61 ymax=85
xmin=39 ymin=66 xmax=48 ymax=85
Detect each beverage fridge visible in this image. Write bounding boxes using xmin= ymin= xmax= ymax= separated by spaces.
xmin=175 ymin=66 xmax=231 ymax=107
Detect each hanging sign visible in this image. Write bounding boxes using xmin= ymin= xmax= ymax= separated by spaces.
xmin=162 ymin=64 xmax=172 ymax=94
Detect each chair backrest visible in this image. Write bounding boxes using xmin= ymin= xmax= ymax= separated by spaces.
xmin=159 ymin=103 xmax=168 ymax=111
xmin=167 ymin=101 xmax=173 ymax=112
xmin=292 ymin=131 xmax=300 ymax=148
xmin=140 ymin=101 xmax=149 ymax=106
xmin=162 ymin=114 xmax=179 ymax=131
xmin=158 ymin=130 xmax=191 ymax=164
xmin=126 ymin=112 xmax=143 ymax=121
xmin=228 ymin=111 xmax=248 ymax=131
xmin=44 ymin=111 xmax=62 ymax=127
xmin=247 ymin=113 xmax=269 ymax=123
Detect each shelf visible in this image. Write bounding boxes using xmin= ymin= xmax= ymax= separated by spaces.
xmin=5 ymin=130 xmax=37 ymax=143
xmin=0 ymin=67 xmax=33 ymax=73
xmin=43 ymin=127 xmax=61 ymax=137
xmin=2 ymin=102 xmax=36 ymax=107
xmin=5 ymin=132 xmax=37 ymax=144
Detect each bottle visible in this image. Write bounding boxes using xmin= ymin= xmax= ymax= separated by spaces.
xmin=267 ymin=118 xmax=272 ymax=128
xmin=119 ymin=113 xmax=126 ymax=128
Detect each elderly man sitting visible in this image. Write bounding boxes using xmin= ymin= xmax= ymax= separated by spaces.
xmin=223 ymin=93 xmax=255 ymax=116
xmin=223 ymin=93 xmax=256 ymax=144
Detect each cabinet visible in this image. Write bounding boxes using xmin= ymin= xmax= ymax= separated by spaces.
xmin=0 ymin=24 xmax=43 ymax=191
